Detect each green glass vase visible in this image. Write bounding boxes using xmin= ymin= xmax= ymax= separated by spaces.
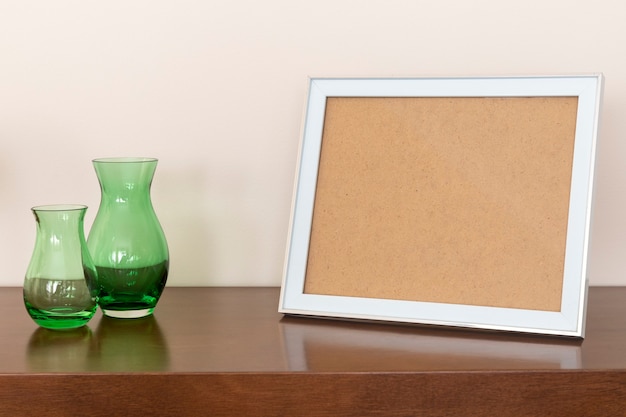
xmin=87 ymin=157 xmax=169 ymax=319
xmin=23 ymin=205 xmax=98 ymax=330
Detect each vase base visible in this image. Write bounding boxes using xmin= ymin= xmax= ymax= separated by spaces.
xmin=103 ymin=308 xmax=154 ymax=319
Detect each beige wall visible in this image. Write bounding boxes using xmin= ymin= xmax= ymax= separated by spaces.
xmin=1 ymin=0 xmax=624 ymax=286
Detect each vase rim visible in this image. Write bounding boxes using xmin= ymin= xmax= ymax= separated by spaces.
xmin=93 ymin=157 xmax=158 ymax=163
xmin=31 ymin=204 xmax=87 ymax=212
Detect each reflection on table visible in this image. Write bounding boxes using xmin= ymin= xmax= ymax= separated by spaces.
xmin=280 ymin=316 xmax=581 ymax=371
xmin=27 ymin=315 xmax=169 ymax=372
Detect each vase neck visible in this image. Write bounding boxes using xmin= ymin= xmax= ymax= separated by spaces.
xmin=93 ymin=159 xmax=157 ymax=199
xmin=32 ymin=205 xmax=87 ymax=246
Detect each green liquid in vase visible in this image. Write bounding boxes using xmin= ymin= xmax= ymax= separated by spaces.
xmin=23 ymin=278 xmax=97 ymax=330
xmin=95 ymin=261 xmax=168 ymax=319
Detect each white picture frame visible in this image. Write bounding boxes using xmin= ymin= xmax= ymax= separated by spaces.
xmin=279 ymin=75 xmax=603 ymax=337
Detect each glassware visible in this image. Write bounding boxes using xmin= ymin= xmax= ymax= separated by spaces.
xmin=87 ymin=157 xmax=169 ymax=319
xmin=23 ymin=204 xmax=98 ymax=330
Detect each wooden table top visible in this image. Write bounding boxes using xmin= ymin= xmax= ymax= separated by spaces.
xmin=2 ymin=286 xmax=625 ymax=374
xmin=2 ymin=286 xmax=626 ymax=416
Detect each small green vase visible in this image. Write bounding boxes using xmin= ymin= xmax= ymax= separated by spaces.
xmin=87 ymin=157 xmax=169 ymax=319
xmin=24 ymin=204 xmax=98 ymax=330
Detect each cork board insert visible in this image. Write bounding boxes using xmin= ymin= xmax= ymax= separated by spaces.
xmin=303 ymin=96 xmax=579 ymax=312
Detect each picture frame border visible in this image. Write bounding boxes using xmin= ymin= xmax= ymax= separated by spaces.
xmin=279 ymin=75 xmax=604 ymax=337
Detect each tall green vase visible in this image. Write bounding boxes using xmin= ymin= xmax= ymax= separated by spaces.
xmin=87 ymin=157 xmax=169 ymax=319
xmin=24 ymin=204 xmax=98 ymax=330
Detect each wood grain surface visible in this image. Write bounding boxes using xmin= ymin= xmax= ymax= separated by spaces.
xmin=1 ymin=287 xmax=625 ymax=416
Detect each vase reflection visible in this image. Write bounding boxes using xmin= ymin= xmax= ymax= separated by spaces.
xmin=27 ymin=326 xmax=93 ymax=372
xmin=90 ymin=315 xmax=170 ymax=372
xmin=26 ymin=314 xmax=170 ymax=372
